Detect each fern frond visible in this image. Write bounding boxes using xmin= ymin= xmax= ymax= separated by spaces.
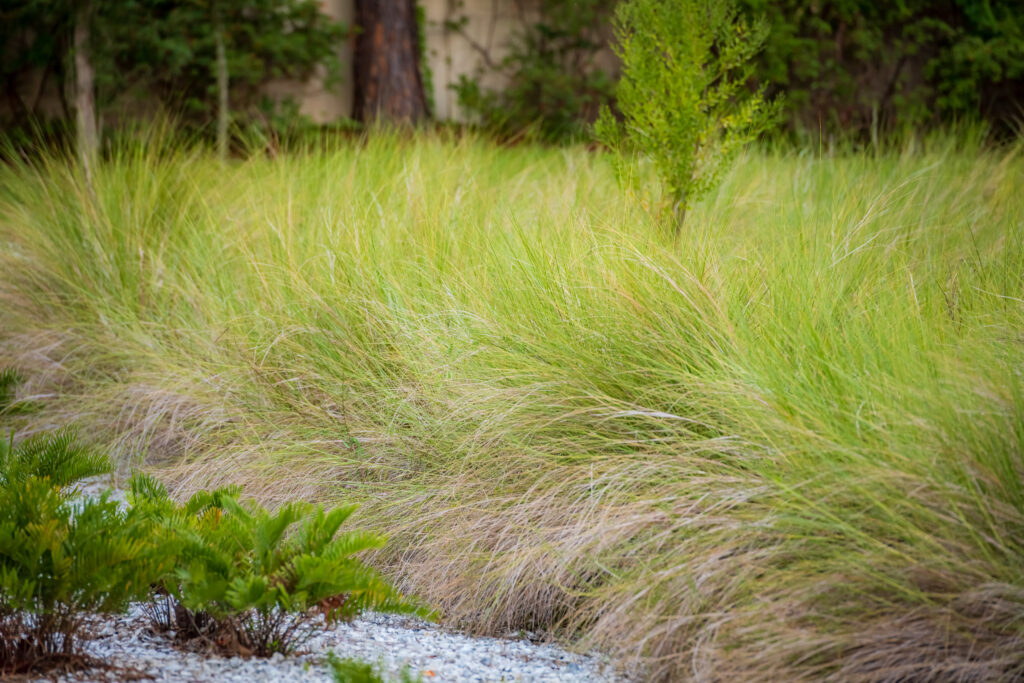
xmin=1 ymin=475 xmax=170 ymax=671
xmin=151 ymin=489 xmax=436 ymax=656
xmin=128 ymin=471 xmax=170 ymax=503
xmin=297 ymin=505 xmax=359 ymax=553
xmin=0 ymin=429 xmax=111 ymax=490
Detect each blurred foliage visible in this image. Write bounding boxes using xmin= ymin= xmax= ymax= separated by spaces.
xmin=739 ymin=0 xmax=1024 ymax=137
xmin=1 ymin=0 xmax=347 ymax=145
xmin=99 ymin=0 xmax=347 ymax=126
xmin=448 ymin=0 xmax=617 ymax=142
xmin=3 ymin=0 xmax=1021 ymax=144
xmin=327 ymin=652 xmax=423 ymax=683
xmin=451 ymin=0 xmax=1022 ymax=141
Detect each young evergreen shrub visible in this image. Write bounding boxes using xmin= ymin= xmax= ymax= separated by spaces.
xmin=130 ymin=474 xmax=434 ymax=657
xmin=594 ymin=0 xmax=780 ymax=231
xmin=0 ymin=478 xmax=170 ymax=674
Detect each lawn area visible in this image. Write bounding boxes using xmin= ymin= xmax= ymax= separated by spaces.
xmin=1 ymin=132 xmax=1022 ymax=681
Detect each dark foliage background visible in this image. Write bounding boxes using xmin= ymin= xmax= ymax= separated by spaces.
xmin=454 ymin=0 xmax=1023 ymax=140
xmin=0 ymin=0 xmax=346 ymax=144
xmin=1 ymin=0 xmax=1021 ymax=143
xmin=741 ymin=0 xmax=1024 ymax=137
xmin=448 ymin=0 xmax=617 ymax=142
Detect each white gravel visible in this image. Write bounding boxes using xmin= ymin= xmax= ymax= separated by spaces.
xmin=41 ymin=478 xmax=630 ymax=682
xmin=38 ymin=604 xmax=624 ymax=682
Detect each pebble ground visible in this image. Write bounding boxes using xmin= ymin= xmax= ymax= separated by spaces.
xmin=37 ymin=605 xmax=624 ymax=682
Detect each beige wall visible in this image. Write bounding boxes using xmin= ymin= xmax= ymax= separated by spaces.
xmin=422 ymin=0 xmax=542 ymax=121
xmin=264 ymin=0 xmax=355 ymax=123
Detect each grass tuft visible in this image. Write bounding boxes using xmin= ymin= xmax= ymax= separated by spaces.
xmin=1 ymin=131 xmax=1022 ymax=680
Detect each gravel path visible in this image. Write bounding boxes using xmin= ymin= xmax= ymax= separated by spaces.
xmin=45 ymin=478 xmax=629 ymax=682
xmin=41 ymin=605 xmax=624 ymax=682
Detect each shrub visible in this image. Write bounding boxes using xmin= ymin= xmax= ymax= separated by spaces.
xmin=594 ymin=0 xmax=779 ymax=231
xmin=0 ymin=443 xmax=169 ymax=675
xmin=130 ymin=474 xmax=434 ymax=657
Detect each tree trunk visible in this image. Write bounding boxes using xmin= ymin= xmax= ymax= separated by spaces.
xmin=213 ymin=8 xmax=229 ymax=160
xmin=353 ymin=0 xmax=428 ymax=124
xmin=73 ymin=0 xmax=98 ymax=173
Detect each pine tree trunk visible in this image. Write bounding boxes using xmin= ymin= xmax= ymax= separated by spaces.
xmin=73 ymin=0 xmax=98 ymax=173
xmin=353 ymin=0 xmax=428 ymax=124
xmin=214 ymin=6 xmax=229 ymax=159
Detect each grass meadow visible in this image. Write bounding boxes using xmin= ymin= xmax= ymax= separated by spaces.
xmin=1 ymin=132 xmax=1022 ymax=681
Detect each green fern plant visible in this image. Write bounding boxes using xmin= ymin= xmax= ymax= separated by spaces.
xmin=0 ymin=428 xmax=112 ymax=491
xmin=130 ymin=474 xmax=435 ymax=657
xmin=0 ymin=426 xmax=171 ymax=675
xmin=0 ymin=477 xmax=172 ymax=675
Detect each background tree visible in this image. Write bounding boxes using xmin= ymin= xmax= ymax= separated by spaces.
xmin=353 ymin=0 xmax=428 ymax=124
xmin=212 ymin=0 xmax=228 ymax=159
xmin=72 ymin=0 xmax=98 ymax=174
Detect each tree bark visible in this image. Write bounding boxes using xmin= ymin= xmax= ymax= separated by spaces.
xmin=213 ymin=7 xmax=229 ymax=160
xmin=73 ymin=0 xmax=98 ymax=173
xmin=353 ymin=0 xmax=428 ymax=125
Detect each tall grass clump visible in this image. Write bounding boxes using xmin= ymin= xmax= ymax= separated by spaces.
xmin=0 ymin=129 xmax=1022 ymax=680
